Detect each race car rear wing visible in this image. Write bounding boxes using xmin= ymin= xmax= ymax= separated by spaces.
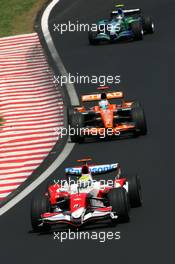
xmin=81 ymin=92 xmax=124 ymax=102
xmin=111 ymin=8 xmax=141 ymax=17
xmin=65 ymin=163 xmax=119 ymax=175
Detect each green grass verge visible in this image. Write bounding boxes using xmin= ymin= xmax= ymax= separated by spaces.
xmin=0 ymin=0 xmax=47 ymax=37
xmin=0 ymin=0 xmax=47 ymax=127
xmin=0 ymin=117 xmax=4 ymax=127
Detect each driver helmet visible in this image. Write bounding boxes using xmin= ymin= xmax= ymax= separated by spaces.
xmin=79 ymin=165 xmax=92 ymax=188
xmin=99 ymin=93 xmax=109 ymax=110
xmin=116 ymin=8 xmax=124 ymax=20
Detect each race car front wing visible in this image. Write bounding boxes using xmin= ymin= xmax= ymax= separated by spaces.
xmin=40 ymin=207 xmax=117 ymax=227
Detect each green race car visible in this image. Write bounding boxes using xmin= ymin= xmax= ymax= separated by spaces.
xmin=88 ymin=5 xmax=154 ymax=45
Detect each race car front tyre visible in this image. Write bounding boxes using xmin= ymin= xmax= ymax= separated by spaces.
xmin=131 ymin=21 xmax=143 ymax=40
xmin=131 ymin=106 xmax=147 ymax=135
xmin=31 ymin=195 xmax=51 ymax=232
xmin=107 ymin=188 xmax=130 ymax=223
xmin=142 ymin=16 xmax=154 ymax=34
xmin=69 ymin=112 xmax=85 ymax=143
xmin=127 ymin=174 xmax=142 ymax=208
xmin=88 ymin=29 xmax=98 ymax=45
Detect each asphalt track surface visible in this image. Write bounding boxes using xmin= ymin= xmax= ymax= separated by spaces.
xmin=0 ymin=0 xmax=175 ymax=263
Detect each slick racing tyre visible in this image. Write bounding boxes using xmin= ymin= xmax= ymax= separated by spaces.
xmin=131 ymin=105 xmax=147 ymax=136
xmin=67 ymin=106 xmax=75 ymax=124
xmin=67 ymin=106 xmax=79 ymax=124
xmin=88 ymin=28 xmax=98 ymax=45
xmin=142 ymin=16 xmax=154 ymax=34
xmin=69 ymin=112 xmax=85 ymax=143
xmin=31 ymin=195 xmax=51 ymax=232
xmin=127 ymin=174 xmax=142 ymax=208
xmin=110 ymin=13 xmax=116 ymax=19
xmin=107 ymin=188 xmax=130 ymax=223
xmin=131 ymin=21 xmax=143 ymax=40
xmin=132 ymin=101 xmax=141 ymax=108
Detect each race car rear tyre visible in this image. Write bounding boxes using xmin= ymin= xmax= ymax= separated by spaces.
xmin=131 ymin=21 xmax=143 ymax=40
xmin=88 ymin=29 xmax=98 ymax=45
xmin=142 ymin=16 xmax=154 ymax=34
xmin=67 ymin=106 xmax=76 ymax=124
xmin=131 ymin=101 xmax=141 ymax=108
xmin=69 ymin=112 xmax=85 ymax=143
xmin=31 ymin=195 xmax=51 ymax=232
xmin=110 ymin=12 xmax=116 ymax=19
xmin=131 ymin=106 xmax=147 ymax=135
xmin=127 ymin=174 xmax=142 ymax=208
xmin=107 ymin=188 xmax=130 ymax=223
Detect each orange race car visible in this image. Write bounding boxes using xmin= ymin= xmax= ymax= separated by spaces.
xmin=67 ymin=87 xmax=147 ymax=142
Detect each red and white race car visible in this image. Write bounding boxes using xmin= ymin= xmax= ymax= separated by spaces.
xmin=31 ymin=158 xmax=142 ymax=232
